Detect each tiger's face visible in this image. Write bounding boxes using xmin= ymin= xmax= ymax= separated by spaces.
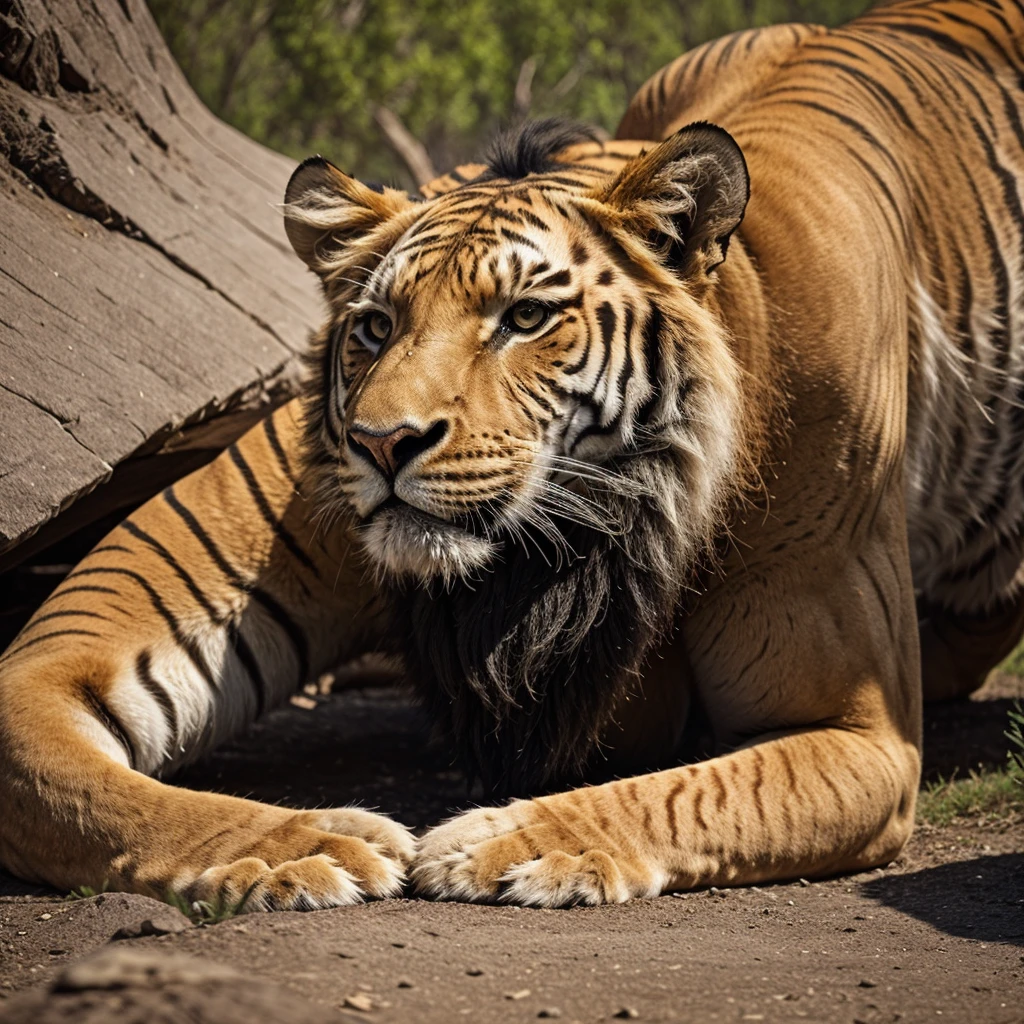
xmin=285 ymin=122 xmax=751 ymax=584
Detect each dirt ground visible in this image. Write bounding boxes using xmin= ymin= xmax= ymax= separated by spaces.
xmin=0 ymin=676 xmax=1021 ymax=1024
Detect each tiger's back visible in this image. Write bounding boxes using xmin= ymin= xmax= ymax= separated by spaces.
xmin=625 ymin=0 xmax=1024 ymax=652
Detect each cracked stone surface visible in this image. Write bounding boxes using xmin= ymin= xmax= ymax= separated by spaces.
xmin=0 ymin=0 xmax=316 ymax=563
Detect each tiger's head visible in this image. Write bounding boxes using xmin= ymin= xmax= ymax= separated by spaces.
xmin=284 ymin=120 xmax=753 ymax=589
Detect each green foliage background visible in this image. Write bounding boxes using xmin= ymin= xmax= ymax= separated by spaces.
xmin=149 ymin=0 xmax=870 ymax=187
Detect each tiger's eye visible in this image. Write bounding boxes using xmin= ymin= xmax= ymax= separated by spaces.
xmin=509 ymin=301 xmax=548 ymax=332
xmin=368 ymin=312 xmax=392 ymax=341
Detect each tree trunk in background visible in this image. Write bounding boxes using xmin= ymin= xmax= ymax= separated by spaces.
xmin=0 ymin=0 xmax=318 ymax=572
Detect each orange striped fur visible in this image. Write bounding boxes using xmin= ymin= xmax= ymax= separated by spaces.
xmin=2 ymin=0 xmax=1022 ymax=909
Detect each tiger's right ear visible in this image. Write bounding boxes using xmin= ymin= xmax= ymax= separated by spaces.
xmin=283 ymin=157 xmax=418 ymax=275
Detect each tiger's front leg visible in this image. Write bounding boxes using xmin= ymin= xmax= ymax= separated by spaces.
xmin=413 ymin=542 xmax=922 ymax=906
xmin=0 ymin=401 xmax=414 ymax=910
xmin=412 ymin=724 xmax=917 ymax=906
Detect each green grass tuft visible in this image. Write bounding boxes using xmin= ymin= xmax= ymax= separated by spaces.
xmin=64 ymin=880 xmax=251 ymax=924
xmin=65 ymin=881 xmax=110 ymax=900
xmin=162 ymin=884 xmax=257 ymax=924
xmin=917 ymin=701 xmax=1024 ymax=826
xmin=1006 ymin=700 xmax=1024 ymax=780
xmin=917 ymin=766 xmax=1023 ymax=827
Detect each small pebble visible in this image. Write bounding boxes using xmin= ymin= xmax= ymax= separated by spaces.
xmin=538 ymin=1009 xmax=562 ymax=1019
xmin=614 ymin=1009 xmax=640 ymax=1019
xmin=466 ymin=967 xmax=484 ymax=976
xmin=858 ymin=979 xmax=878 ymax=989
xmin=343 ymin=994 xmax=374 ymax=1012
xmin=37 ymin=913 xmax=52 ymax=921
xmin=397 ymin=978 xmax=414 ymax=989
xmin=798 ymin=878 xmax=811 ymax=887
xmin=506 ymin=989 xmax=532 ymax=1000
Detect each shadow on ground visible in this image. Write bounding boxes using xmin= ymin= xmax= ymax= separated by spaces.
xmin=862 ymin=852 xmax=1024 ymax=945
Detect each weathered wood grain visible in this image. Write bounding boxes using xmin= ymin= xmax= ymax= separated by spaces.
xmin=0 ymin=0 xmax=320 ymax=566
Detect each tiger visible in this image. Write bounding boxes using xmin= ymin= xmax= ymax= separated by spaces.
xmin=1 ymin=0 xmax=1022 ymax=911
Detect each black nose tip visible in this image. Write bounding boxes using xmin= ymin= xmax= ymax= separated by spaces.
xmin=347 ymin=420 xmax=448 ymax=478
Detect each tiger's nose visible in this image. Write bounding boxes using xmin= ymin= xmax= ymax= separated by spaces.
xmin=347 ymin=420 xmax=448 ymax=478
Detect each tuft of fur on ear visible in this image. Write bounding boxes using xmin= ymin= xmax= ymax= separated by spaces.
xmin=594 ymin=122 xmax=749 ymax=278
xmin=283 ymin=156 xmax=417 ymax=276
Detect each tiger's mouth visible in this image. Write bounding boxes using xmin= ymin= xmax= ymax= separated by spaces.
xmin=360 ymin=496 xmax=501 ymax=583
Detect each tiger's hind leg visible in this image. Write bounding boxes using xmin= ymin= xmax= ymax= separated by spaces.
xmin=918 ymin=590 xmax=1024 ymax=701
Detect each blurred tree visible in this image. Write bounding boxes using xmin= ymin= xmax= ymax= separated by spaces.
xmin=148 ymin=0 xmax=871 ymax=188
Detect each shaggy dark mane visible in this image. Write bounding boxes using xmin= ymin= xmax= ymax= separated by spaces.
xmin=387 ymin=446 xmax=693 ymax=798
xmin=483 ymin=117 xmax=602 ymax=180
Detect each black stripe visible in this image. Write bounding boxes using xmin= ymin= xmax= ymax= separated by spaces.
xmin=163 ymin=488 xmax=310 ymax=688
xmin=498 ymin=226 xmax=544 ymax=251
xmin=636 ymin=307 xmax=663 ymax=426
xmin=717 ymin=30 xmax=742 ymax=68
xmin=768 ymin=94 xmax=904 ymax=181
xmin=562 ymin=320 xmax=593 ymax=375
xmin=121 ymin=520 xmax=269 ymax=716
xmin=613 ymin=304 xmax=636 ymax=402
xmin=832 ymin=29 xmax=931 ymax=108
xmin=799 ymin=55 xmax=919 ymax=136
xmin=1 ymin=629 xmax=102 ymax=663
xmin=61 ymin=566 xmax=219 ymax=696
xmin=227 ymin=446 xmax=320 ymax=579
xmin=594 ymin=301 xmax=617 ymax=388
xmin=27 ymin=608 xmax=111 ymax=629
xmin=226 ymin=623 xmax=269 ymax=717
xmin=135 ymin=649 xmax=179 ymax=747
xmin=876 ymin=19 xmax=994 ymax=74
xmin=522 ymin=383 xmax=558 ymax=420
xmin=121 ymin=520 xmax=219 ymax=619
xmin=263 ymin=416 xmax=296 ymax=482
xmin=534 ymin=269 xmax=572 ymax=289
xmin=486 ymin=208 xmax=525 ymax=228
xmin=52 ymin=584 xmax=120 ymax=598
xmin=82 ymin=683 xmax=137 ymax=768
xmin=518 ymin=209 xmax=550 ymax=231
xmin=163 ymin=488 xmax=246 ymax=587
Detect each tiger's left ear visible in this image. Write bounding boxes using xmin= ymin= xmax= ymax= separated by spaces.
xmin=283 ymin=156 xmax=418 ymax=276
xmin=594 ymin=122 xmax=749 ymax=277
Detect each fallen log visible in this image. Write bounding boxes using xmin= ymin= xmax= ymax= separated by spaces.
xmin=0 ymin=0 xmax=318 ymax=573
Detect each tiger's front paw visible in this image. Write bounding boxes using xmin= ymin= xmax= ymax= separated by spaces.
xmin=411 ymin=795 xmax=666 ymax=907
xmin=185 ymin=807 xmax=415 ymax=913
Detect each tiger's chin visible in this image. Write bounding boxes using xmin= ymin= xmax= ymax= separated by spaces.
xmin=360 ymin=501 xmax=500 ymax=584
